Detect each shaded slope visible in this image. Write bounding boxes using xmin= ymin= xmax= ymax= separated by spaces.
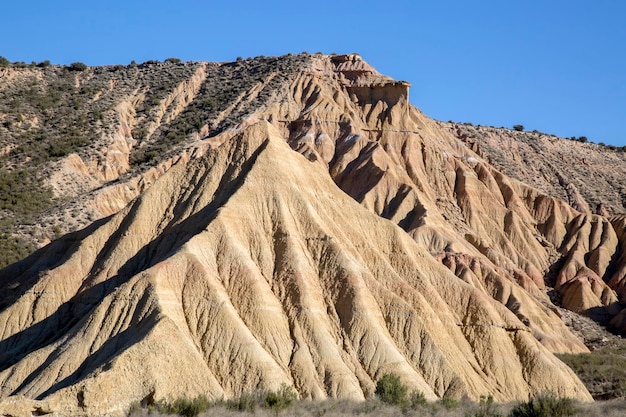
xmin=0 ymin=121 xmax=591 ymax=415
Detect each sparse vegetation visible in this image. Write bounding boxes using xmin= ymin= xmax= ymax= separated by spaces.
xmin=0 ymin=54 xmax=309 ymax=267
xmin=263 ymin=384 xmax=297 ymax=411
xmin=129 ymin=53 xmax=305 ymax=166
xmin=558 ymin=344 xmax=626 ymax=400
xmin=226 ymin=392 xmax=258 ymax=412
xmin=131 ymin=387 xmax=298 ymax=416
xmin=0 ymin=169 xmax=53 ymax=214
xmin=409 ymin=389 xmax=427 ymax=408
xmin=449 ymin=120 xmax=626 ymax=215
xmin=509 ymin=393 xmax=577 ymax=417
xmin=440 ymin=395 xmax=459 ymax=410
xmin=126 ymin=391 xmax=626 ymax=417
xmin=153 ymin=395 xmax=212 ymax=417
xmin=467 ymin=395 xmax=504 ymax=417
xmin=513 ymin=124 xmax=524 ymax=132
xmin=0 ymin=233 xmax=38 ymax=268
xmin=0 ymin=169 xmax=53 ymax=268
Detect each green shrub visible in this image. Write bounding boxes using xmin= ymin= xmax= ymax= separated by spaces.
xmin=409 ymin=389 xmax=427 ymax=408
xmin=68 ymin=62 xmax=88 ymax=71
xmin=468 ymin=394 xmax=504 ymax=417
xmin=0 ymin=56 xmax=10 ymax=67
xmin=226 ymin=392 xmax=258 ymax=412
xmin=509 ymin=393 xmax=577 ymax=417
xmin=264 ymin=383 xmax=297 ymax=411
xmin=0 ymin=233 xmax=37 ymax=269
xmin=375 ymin=373 xmax=408 ymax=407
xmin=0 ymin=170 xmax=53 ymax=215
xmin=513 ymin=125 xmax=524 ymax=132
xmin=440 ymin=395 xmax=458 ymax=410
xmin=154 ymin=395 xmax=211 ymax=417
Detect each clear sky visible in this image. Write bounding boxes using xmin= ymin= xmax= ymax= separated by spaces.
xmin=2 ymin=1 xmax=624 ymax=145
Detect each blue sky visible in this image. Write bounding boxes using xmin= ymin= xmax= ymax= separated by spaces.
xmin=2 ymin=1 xmax=625 ymax=145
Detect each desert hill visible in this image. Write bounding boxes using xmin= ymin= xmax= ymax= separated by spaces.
xmin=0 ymin=53 xmax=625 ymax=415
xmin=448 ymin=122 xmax=626 ymax=215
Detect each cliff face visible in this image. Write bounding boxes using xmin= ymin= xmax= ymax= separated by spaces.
xmin=0 ymin=53 xmax=624 ymax=415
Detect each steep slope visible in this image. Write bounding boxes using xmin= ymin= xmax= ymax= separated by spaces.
xmin=0 ymin=56 xmax=305 ymax=263
xmin=256 ymin=54 xmax=626 ymax=331
xmin=1 ymin=53 xmax=625 ymax=415
xmin=0 ymin=122 xmax=591 ymax=416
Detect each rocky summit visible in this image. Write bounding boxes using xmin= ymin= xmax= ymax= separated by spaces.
xmin=1 ymin=53 xmax=625 ymax=415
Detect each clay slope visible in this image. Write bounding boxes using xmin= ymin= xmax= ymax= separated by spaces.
xmin=0 ymin=122 xmax=591 ymax=415
xmin=2 ymin=55 xmax=624 ymax=331
xmin=447 ymin=123 xmax=626 ymax=215
xmin=262 ymin=54 xmax=626 ymax=333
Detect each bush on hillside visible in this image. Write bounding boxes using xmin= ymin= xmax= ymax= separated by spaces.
xmin=68 ymin=62 xmax=88 ymax=71
xmin=375 ymin=373 xmax=429 ymax=410
xmin=375 ymin=373 xmax=408 ymax=407
xmin=264 ymin=383 xmax=297 ymax=411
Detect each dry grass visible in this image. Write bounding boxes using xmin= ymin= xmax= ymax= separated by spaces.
xmin=127 ymin=396 xmax=626 ymax=417
xmin=559 ymin=343 xmax=626 ymax=400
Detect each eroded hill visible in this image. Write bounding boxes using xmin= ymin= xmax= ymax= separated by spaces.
xmin=447 ymin=123 xmax=626 ymax=215
xmin=0 ymin=53 xmax=625 ymax=416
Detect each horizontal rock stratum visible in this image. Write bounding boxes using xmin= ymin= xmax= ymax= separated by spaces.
xmin=1 ymin=53 xmax=624 ymax=415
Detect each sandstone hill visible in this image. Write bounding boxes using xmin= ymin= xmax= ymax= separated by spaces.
xmin=0 ymin=53 xmax=625 ymax=415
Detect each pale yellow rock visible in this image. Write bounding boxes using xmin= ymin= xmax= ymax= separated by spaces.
xmin=0 ymin=120 xmax=593 ymax=416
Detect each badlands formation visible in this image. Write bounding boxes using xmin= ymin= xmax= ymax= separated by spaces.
xmin=1 ymin=53 xmax=625 ymax=415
